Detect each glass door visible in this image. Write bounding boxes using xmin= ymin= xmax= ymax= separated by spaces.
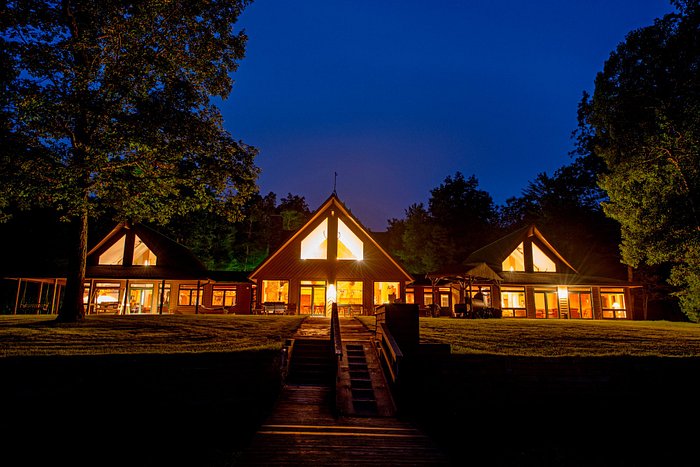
xmin=534 ymin=290 xmax=559 ymax=319
xmin=299 ymin=281 xmax=326 ymax=316
xmin=129 ymin=283 xmax=154 ymax=314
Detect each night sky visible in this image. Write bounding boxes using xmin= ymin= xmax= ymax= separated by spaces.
xmin=222 ymin=0 xmax=674 ymax=231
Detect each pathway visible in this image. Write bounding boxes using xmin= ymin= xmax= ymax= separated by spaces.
xmin=237 ymin=317 xmax=450 ymax=466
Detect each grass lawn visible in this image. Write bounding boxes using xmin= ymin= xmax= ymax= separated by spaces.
xmin=3 ymin=315 xmax=700 ymax=466
xmin=0 ymin=315 xmax=306 ymax=467
xmin=358 ymin=316 xmax=700 ymax=357
xmin=0 ymin=314 xmax=305 ymax=357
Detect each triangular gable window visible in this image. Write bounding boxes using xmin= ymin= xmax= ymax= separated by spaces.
xmin=133 ymin=234 xmax=157 ymax=266
xmin=337 ymin=219 xmax=363 ymax=260
xmin=99 ymin=235 xmax=126 ymax=265
xmin=300 ymin=218 xmax=328 ymax=260
xmin=502 ymin=242 xmax=525 ymax=272
xmin=532 ymin=242 xmax=555 ymax=272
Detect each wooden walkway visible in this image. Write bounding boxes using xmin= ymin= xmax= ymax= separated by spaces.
xmin=237 ymin=317 xmax=450 ymax=466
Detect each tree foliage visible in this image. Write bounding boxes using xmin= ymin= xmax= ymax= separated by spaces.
xmin=499 ymin=155 xmax=625 ymax=279
xmin=576 ymin=0 xmax=700 ymax=320
xmin=1 ymin=1 xmax=259 ymax=321
xmin=386 ymin=173 xmax=500 ymax=273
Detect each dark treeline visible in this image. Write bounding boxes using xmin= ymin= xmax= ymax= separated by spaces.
xmin=0 ymin=192 xmax=311 ymax=275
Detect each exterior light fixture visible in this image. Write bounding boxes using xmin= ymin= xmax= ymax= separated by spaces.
xmin=327 ymin=284 xmax=337 ymax=304
xmin=557 ymin=286 xmax=568 ymax=299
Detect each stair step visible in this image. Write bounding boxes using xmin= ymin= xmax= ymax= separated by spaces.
xmin=350 ymin=379 xmax=373 ymax=389
xmin=351 ymin=388 xmax=375 ymax=399
xmin=350 ymin=371 xmax=370 ymax=380
xmin=352 ymin=399 xmax=378 ymax=414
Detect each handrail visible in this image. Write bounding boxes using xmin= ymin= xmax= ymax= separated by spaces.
xmin=330 ymin=303 xmax=342 ymax=361
xmin=378 ymin=322 xmax=403 ymax=384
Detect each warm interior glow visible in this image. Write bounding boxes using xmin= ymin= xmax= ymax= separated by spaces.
xmin=262 ymin=280 xmax=289 ymax=303
xmin=99 ymin=235 xmax=126 ymax=265
xmin=502 ymin=242 xmax=525 ymax=272
xmin=96 ymin=294 xmax=119 ymax=303
xmin=133 ymin=235 xmax=157 ymax=266
xmin=338 ymin=281 xmax=363 ymax=305
xmin=300 ymin=218 xmax=328 ymax=259
xmin=532 ymin=243 xmax=556 ymax=272
xmin=337 ymin=219 xmax=363 ymax=260
xmin=374 ymin=282 xmax=399 ymax=304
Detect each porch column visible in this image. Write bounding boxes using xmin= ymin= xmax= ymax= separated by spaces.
xmin=87 ymin=279 xmax=97 ymax=315
xmin=13 ymin=278 xmax=22 ymax=315
xmin=195 ymin=280 xmax=201 ymax=314
xmin=50 ymin=279 xmax=58 ymax=314
xmin=37 ymin=282 xmax=44 ymax=314
xmin=159 ymin=279 xmax=165 ymax=315
xmin=121 ymin=279 xmax=130 ymax=315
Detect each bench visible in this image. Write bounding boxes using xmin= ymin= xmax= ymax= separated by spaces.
xmin=263 ymin=302 xmax=287 ymax=315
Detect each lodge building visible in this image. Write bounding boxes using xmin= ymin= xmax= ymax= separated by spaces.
xmin=4 ymin=194 xmax=639 ymax=319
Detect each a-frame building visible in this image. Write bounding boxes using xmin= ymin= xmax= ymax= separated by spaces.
xmin=408 ymin=224 xmax=639 ymax=320
xmin=249 ymin=194 xmax=413 ymax=316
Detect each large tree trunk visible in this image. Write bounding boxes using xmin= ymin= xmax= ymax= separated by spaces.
xmin=56 ymin=208 xmax=88 ymax=323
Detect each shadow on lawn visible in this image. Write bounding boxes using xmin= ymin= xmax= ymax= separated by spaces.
xmin=401 ymin=354 xmax=700 ymax=467
xmin=1 ymin=350 xmax=284 ymax=467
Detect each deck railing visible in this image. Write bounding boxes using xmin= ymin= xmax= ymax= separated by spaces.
xmin=330 ymin=303 xmax=342 ymax=361
xmin=374 ymin=306 xmax=403 ymax=386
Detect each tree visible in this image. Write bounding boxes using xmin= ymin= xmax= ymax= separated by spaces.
xmin=428 ymin=172 xmax=499 ymax=268
xmin=576 ymin=0 xmax=700 ymax=320
xmin=1 ymin=1 xmax=259 ymax=322
xmin=387 ymin=203 xmax=444 ymax=274
xmin=386 ymin=173 xmax=500 ymax=272
xmin=499 ymin=155 xmax=625 ymax=279
xmin=278 ymin=193 xmax=311 ymax=231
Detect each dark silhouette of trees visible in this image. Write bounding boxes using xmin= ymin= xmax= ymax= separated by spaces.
xmin=1 ymin=1 xmax=258 ymax=321
xmin=576 ymin=0 xmax=700 ymax=320
xmin=387 ymin=173 xmax=500 ymax=273
xmin=499 ymin=155 xmax=625 ymax=279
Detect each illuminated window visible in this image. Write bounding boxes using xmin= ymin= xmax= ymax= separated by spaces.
xmin=405 ymin=291 xmax=415 ymax=304
xmin=424 ymin=288 xmax=433 ymax=306
xmin=83 ymin=282 xmax=91 ymax=304
xmin=129 ymin=283 xmax=154 ymax=313
xmin=337 ymin=219 xmax=363 ymax=260
xmin=569 ymin=288 xmax=593 ymax=319
xmin=300 ymin=280 xmax=326 ymax=315
xmin=92 ymin=283 xmax=121 ymax=311
xmin=157 ymin=283 xmax=171 ymax=312
xmin=99 ymin=236 xmax=126 ymax=265
xmin=262 ymin=280 xmax=289 ymax=303
xmin=501 ymin=287 xmax=526 ymax=318
xmin=133 ymin=235 xmax=157 ymax=266
xmin=374 ymin=282 xmax=399 ymax=304
xmin=300 ymin=218 xmax=328 ymax=259
xmin=502 ymin=242 xmax=525 ymax=272
xmin=601 ymin=288 xmax=626 ymax=319
xmin=532 ymin=243 xmax=555 ymax=272
xmin=534 ymin=289 xmax=559 ymax=319
xmin=178 ymin=285 xmax=202 ymax=306
xmin=212 ymin=287 xmax=237 ymax=307
xmin=337 ymin=281 xmax=363 ymax=305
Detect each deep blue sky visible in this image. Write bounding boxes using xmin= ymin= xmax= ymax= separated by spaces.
xmin=222 ymin=0 xmax=675 ymax=231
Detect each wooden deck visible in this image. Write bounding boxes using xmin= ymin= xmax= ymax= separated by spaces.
xmin=237 ymin=317 xmax=450 ymax=466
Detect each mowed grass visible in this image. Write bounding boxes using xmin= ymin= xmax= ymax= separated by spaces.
xmin=0 ymin=314 xmax=305 ymax=357
xmin=357 ymin=316 xmax=700 ymax=357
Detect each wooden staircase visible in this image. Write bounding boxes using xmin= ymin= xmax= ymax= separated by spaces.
xmin=238 ymin=317 xmax=449 ymax=465
xmin=286 ymin=338 xmax=335 ymax=386
xmin=346 ymin=343 xmax=379 ymax=415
